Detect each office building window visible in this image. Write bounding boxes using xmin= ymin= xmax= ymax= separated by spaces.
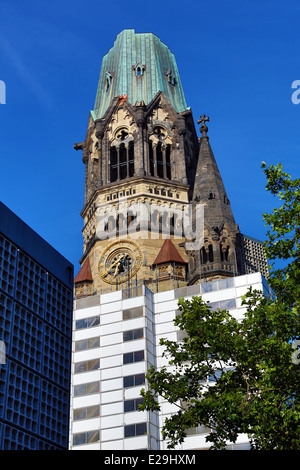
xmin=123 ymin=328 xmax=143 ymax=342
xmin=123 ymin=350 xmax=144 ymax=364
xmin=123 ymin=373 xmax=145 ymax=388
xmin=74 ymin=359 xmax=100 ymax=374
xmin=124 ymin=398 xmax=144 ymax=413
xmin=75 ymin=337 xmax=100 ymax=351
xmin=123 ymin=306 xmax=143 ymax=320
xmin=75 ymin=316 xmax=100 ymax=330
xmin=73 ymin=430 xmax=100 ymax=446
xmin=73 ymin=405 xmax=100 ymax=421
xmin=74 ymin=381 xmax=100 ymax=397
xmin=124 ymin=422 xmax=147 ymax=438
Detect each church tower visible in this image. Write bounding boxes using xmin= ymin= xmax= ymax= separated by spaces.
xmin=74 ymin=29 xmax=243 ymax=296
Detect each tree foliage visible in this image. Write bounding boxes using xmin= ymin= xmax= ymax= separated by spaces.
xmin=140 ymin=163 xmax=300 ymax=449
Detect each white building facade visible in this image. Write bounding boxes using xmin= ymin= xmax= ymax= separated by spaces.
xmin=69 ymin=272 xmax=271 ymax=450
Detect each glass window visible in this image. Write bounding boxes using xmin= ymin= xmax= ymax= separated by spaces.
xmin=74 ymin=405 xmax=99 ymax=420
xmin=124 ymin=422 xmax=147 ymax=438
xmin=134 ymin=328 xmax=143 ymax=340
xmin=136 ymin=422 xmax=147 ymax=435
xmin=87 ymin=430 xmax=100 ymax=443
xmin=75 ymin=339 xmax=88 ymax=351
xmin=73 ymin=432 xmax=85 ymax=446
xmin=124 ymin=424 xmax=135 ymax=438
xmin=87 ymin=316 xmax=100 ymax=328
xmin=124 ymin=400 xmax=135 ymax=413
xmin=74 ymin=359 xmax=99 ymax=374
xmin=88 ymin=337 xmax=100 ymax=349
xmin=134 ymin=350 xmax=144 ymax=362
xmin=75 ymin=316 xmax=100 ymax=330
xmin=123 ymin=375 xmax=134 ymax=388
xmin=123 ymin=328 xmax=143 ymax=342
xmin=123 ymin=306 xmax=143 ymax=320
xmin=124 ymin=398 xmax=144 ymax=413
xmin=87 ymin=381 xmax=100 ymax=394
xmin=74 ymin=408 xmax=86 ymax=420
xmin=74 ymin=384 xmax=86 ymax=397
xmin=123 ymin=373 xmax=145 ymax=388
xmin=73 ymin=430 xmax=99 ymax=446
xmin=75 ymin=318 xmax=86 ymax=330
xmin=123 ymin=352 xmax=134 ymax=364
xmin=135 ymin=373 xmax=145 ymax=386
xmin=123 ymin=350 xmax=144 ymax=364
xmin=74 ymin=381 xmax=100 ymax=397
xmin=123 ymin=330 xmax=133 ymax=342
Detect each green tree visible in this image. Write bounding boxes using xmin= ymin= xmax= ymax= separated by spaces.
xmin=140 ymin=163 xmax=300 ymax=450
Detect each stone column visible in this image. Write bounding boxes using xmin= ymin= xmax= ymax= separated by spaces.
xmin=135 ymin=106 xmax=146 ymax=177
xmin=116 ymin=146 xmax=120 ymax=181
xmin=143 ymin=126 xmax=150 ymax=175
xmin=126 ymin=145 xmax=129 ymax=178
xmin=162 ymin=145 xmax=167 ymax=179
xmin=95 ymin=125 xmax=104 ymax=189
xmin=82 ymin=145 xmax=89 ymax=203
xmin=177 ymin=116 xmax=188 ymax=184
xmin=153 ymin=144 xmax=158 ymax=177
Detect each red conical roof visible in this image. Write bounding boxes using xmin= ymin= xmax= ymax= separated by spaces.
xmin=152 ymin=239 xmax=187 ymax=266
xmin=74 ymin=257 xmax=93 ymax=284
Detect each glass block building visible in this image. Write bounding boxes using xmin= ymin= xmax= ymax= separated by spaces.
xmin=0 ymin=202 xmax=74 ymax=450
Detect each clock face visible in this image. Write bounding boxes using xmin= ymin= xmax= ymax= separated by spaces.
xmin=98 ymin=240 xmax=142 ymax=284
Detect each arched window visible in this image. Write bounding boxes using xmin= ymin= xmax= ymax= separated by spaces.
xmin=148 ymin=140 xmax=172 ymax=180
xmin=110 ymin=141 xmax=135 ymax=183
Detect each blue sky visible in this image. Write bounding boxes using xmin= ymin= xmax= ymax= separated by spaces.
xmin=0 ymin=0 xmax=299 ymax=274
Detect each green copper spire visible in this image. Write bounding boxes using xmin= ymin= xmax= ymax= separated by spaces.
xmin=91 ymin=29 xmax=188 ymax=120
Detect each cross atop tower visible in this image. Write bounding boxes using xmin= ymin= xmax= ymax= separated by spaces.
xmin=197 ymin=114 xmax=209 ymax=137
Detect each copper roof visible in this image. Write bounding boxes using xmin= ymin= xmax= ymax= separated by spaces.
xmin=74 ymin=257 xmax=93 ymax=283
xmin=152 ymin=239 xmax=187 ymax=266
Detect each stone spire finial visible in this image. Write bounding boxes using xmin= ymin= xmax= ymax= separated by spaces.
xmin=197 ymin=114 xmax=209 ymax=137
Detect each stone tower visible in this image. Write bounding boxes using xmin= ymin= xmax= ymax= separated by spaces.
xmin=74 ymin=29 xmax=243 ymax=296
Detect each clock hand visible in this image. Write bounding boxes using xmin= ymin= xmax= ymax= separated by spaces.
xmin=113 ymin=254 xmax=127 ymax=277
xmin=102 ymin=254 xmax=123 ymax=277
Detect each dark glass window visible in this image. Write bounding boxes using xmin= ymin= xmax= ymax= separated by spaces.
xmin=124 ymin=398 xmax=144 ymax=413
xmin=124 ymin=424 xmax=135 ymax=438
xmin=124 ymin=422 xmax=147 ymax=438
xmin=123 ymin=350 xmax=144 ymax=364
xmin=123 ymin=328 xmax=143 ymax=342
xmin=123 ymin=375 xmax=134 ymax=388
xmin=135 ymin=373 xmax=146 ymax=386
xmin=123 ymin=373 xmax=145 ymax=388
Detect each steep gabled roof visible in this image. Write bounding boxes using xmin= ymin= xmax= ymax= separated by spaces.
xmin=74 ymin=257 xmax=93 ymax=284
xmin=152 ymin=238 xmax=187 ymax=266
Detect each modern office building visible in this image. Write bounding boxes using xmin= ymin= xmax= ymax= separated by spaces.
xmin=70 ymin=272 xmax=271 ymax=450
xmin=238 ymin=234 xmax=269 ymax=279
xmin=0 ymin=202 xmax=73 ymax=449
